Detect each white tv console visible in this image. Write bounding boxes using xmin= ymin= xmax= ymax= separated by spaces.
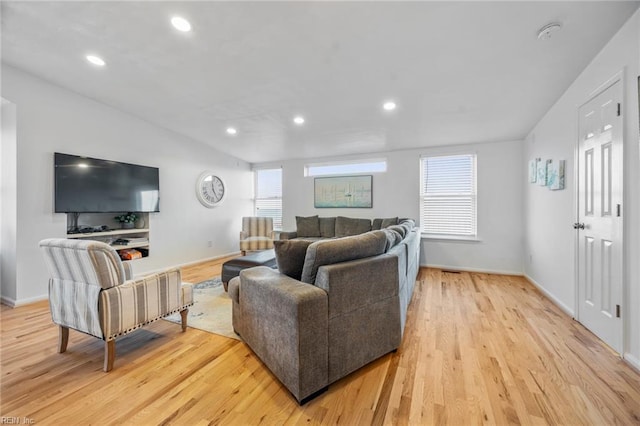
xmin=66 ymin=212 xmax=150 ymax=259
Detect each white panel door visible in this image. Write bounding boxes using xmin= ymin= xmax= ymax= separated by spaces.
xmin=577 ymin=79 xmax=623 ymax=353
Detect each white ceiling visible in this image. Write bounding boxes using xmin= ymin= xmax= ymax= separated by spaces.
xmin=2 ymin=1 xmax=638 ymax=163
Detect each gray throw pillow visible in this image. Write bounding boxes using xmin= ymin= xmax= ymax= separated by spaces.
xmin=373 ymin=217 xmax=399 ymax=230
xmin=296 ymin=215 xmax=321 ymax=237
xmin=300 ymin=230 xmax=387 ymax=284
xmin=273 ymin=240 xmax=313 ymax=280
xmin=381 ymin=217 xmax=399 ymax=228
xmin=319 ymin=217 xmax=336 ymax=238
xmin=335 ymin=216 xmax=372 ymax=237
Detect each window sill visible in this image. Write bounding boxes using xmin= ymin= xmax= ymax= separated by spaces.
xmin=421 ymin=234 xmax=482 ymax=243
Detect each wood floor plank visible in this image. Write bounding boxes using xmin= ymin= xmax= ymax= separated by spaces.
xmin=2 ymin=265 xmax=640 ymax=425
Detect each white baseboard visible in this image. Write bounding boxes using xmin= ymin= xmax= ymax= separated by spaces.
xmin=1 ymin=294 xmax=48 ymax=308
xmin=524 ymin=274 xmax=575 ymax=318
xmin=141 ymin=251 xmax=241 ymax=276
xmin=422 ymin=263 xmax=523 ymax=276
xmin=624 ymin=353 xmax=640 ymax=373
xmin=168 ymin=251 xmax=241 ymax=270
xmin=0 ymin=295 xmax=16 ymax=307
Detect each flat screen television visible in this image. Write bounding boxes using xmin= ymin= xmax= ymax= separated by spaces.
xmin=54 ymin=152 xmax=160 ymax=213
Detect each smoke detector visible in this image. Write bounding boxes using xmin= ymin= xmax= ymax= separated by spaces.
xmin=537 ymin=22 xmax=562 ymax=40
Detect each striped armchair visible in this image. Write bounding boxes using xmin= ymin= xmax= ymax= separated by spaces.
xmin=39 ymin=238 xmax=194 ymax=372
xmin=239 ymin=217 xmax=276 ymax=254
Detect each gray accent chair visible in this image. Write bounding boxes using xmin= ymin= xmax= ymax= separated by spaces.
xmin=229 ymin=219 xmax=420 ymax=403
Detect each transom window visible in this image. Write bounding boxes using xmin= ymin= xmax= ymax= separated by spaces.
xmin=305 ymin=159 xmax=386 ymax=177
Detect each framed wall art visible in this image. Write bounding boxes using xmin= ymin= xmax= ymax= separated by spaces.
xmin=546 ymin=159 xmax=565 ymax=190
xmin=529 ymin=159 xmax=539 ymax=183
xmin=314 ymin=175 xmax=372 ymax=208
xmin=537 ymin=158 xmax=548 ymax=186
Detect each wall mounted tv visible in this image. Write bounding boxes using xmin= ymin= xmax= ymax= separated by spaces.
xmin=54 ymin=152 xmax=160 ymax=213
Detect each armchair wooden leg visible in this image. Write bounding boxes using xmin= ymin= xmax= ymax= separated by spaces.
xmin=58 ymin=326 xmax=69 ymax=353
xmin=180 ymin=309 xmax=189 ymax=332
xmin=104 ymin=340 xmax=115 ymax=372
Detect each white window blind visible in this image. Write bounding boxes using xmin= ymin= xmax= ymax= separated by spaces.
xmin=254 ymin=168 xmax=282 ymax=230
xmin=420 ymin=154 xmax=477 ymax=237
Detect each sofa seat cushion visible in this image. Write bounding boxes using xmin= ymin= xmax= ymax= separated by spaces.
xmin=273 ymin=239 xmax=314 ymax=281
xmin=335 ymin=216 xmax=372 ymax=237
xmin=296 ymin=215 xmax=321 ymax=237
xmin=300 ymin=230 xmax=387 ymax=284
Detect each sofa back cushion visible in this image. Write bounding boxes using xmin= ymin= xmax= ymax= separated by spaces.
xmin=319 ymin=217 xmax=336 ymax=238
xmin=273 ymin=239 xmax=314 ymax=280
xmin=382 ymin=228 xmax=403 ymax=251
xmin=296 ymin=215 xmax=321 ymax=237
xmin=387 ymin=224 xmax=407 ymax=239
xmin=399 ymin=218 xmax=415 ymax=227
xmin=372 ymin=217 xmax=399 ymax=230
xmin=335 ymin=216 xmax=372 ymax=237
xmin=382 ymin=217 xmax=399 ymax=228
xmin=399 ymin=218 xmax=415 ymax=229
xmin=300 ymin=230 xmax=387 ymax=284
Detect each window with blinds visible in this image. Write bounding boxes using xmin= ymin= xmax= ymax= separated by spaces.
xmin=420 ymin=154 xmax=477 ymax=237
xmin=254 ymin=168 xmax=282 ymax=230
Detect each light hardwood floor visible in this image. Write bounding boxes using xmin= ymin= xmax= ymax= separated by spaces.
xmin=2 ymin=263 xmax=640 ymax=425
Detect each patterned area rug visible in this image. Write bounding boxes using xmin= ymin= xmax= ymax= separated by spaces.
xmin=164 ymin=277 xmax=240 ymax=341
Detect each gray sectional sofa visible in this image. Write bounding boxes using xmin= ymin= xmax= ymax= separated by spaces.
xmin=278 ymin=215 xmax=402 ymax=241
xmin=228 ymin=216 xmax=420 ymax=403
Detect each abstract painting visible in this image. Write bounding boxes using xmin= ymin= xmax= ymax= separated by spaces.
xmin=537 ymin=159 xmax=548 ymax=186
xmin=547 ymin=159 xmax=565 ymax=190
xmin=529 ymin=159 xmax=538 ymax=183
xmin=314 ymin=175 xmax=372 ymax=208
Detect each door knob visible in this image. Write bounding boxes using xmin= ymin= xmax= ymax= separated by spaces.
xmin=573 ymin=223 xmax=585 ymax=230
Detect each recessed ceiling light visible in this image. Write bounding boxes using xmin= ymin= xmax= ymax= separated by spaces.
xmin=293 ymin=116 xmax=305 ymax=125
xmin=226 ymin=127 xmax=237 ymax=135
xmin=537 ymin=22 xmax=562 ymax=40
xmin=86 ymin=55 xmax=105 ymax=66
xmin=383 ymin=101 xmax=397 ymax=111
xmin=171 ymin=16 xmax=192 ymax=32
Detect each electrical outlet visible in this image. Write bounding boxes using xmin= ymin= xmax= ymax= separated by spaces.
xmin=207 ymin=241 xmax=213 ymax=248
xmin=529 ymin=254 xmax=533 ymax=263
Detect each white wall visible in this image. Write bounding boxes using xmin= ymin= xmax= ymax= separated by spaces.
xmin=524 ymin=10 xmax=640 ymax=366
xmin=1 ymin=65 xmax=254 ymax=305
xmin=259 ymin=138 xmax=524 ymax=275
xmin=1 ymin=99 xmax=18 ymax=301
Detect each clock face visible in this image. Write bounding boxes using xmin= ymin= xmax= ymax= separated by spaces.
xmin=196 ymin=172 xmax=226 ymax=207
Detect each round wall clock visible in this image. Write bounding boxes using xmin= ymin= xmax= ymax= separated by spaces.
xmin=196 ymin=171 xmax=226 ymax=208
